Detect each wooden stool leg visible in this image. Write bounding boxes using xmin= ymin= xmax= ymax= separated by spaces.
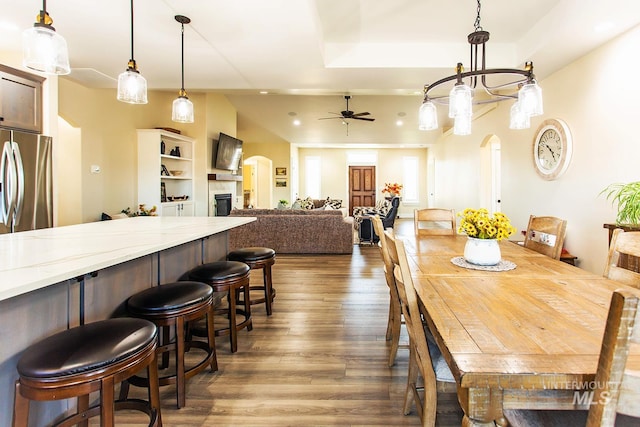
xmin=263 ymin=264 xmax=273 ymax=315
xmin=12 ymin=382 xmax=29 ymax=427
xmin=160 ymin=326 xmax=170 ymax=369
xmin=146 ymin=351 xmax=162 ymax=427
xmin=77 ymin=394 xmax=90 ymax=427
xmin=100 ymin=376 xmax=115 ymax=427
xmin=207 ymin=306 xmax=218 ymax=371
xmin=176 ymin=316 xmax=186 ymax=409
xmin=243 ymin=281 xmax=253 ymax=332
xmin=228 ymin=287 xmax=238 ymax=353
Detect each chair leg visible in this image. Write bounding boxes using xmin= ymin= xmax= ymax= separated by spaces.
xmin=388 ymin=299 xmax=402 ymax=367
xmin=175 ymin=316 xmax=186 ymax=409
xmin=77 ymin=394 xmax=90 ymax=427
xmin=386 ymin=297 xmax=394 ymax=341
xmin=100 ymin=376 xmax=115 ymax=427
xmin=146 ymin=351 xmax=162 ymax=427
xmin=207 ymin=306 xmax=218 ymax=372
xmin=12 ymin=382 xmax=29 ymax=427
xmin=404 ymin=346 xmax=418 ymax=416
xmin=263 ymin=264 xmax=274 ymax=315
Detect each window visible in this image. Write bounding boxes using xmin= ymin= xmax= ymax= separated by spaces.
xmin=347 ymin=151 xmax=377 ymax=165
xmin=305 ymin=156 xmax=321 ymax=198
xmin=402 ymin=156 xmax=419 ymax=203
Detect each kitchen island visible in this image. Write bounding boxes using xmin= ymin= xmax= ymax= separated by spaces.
xmin=0 ymin=216 xmax=254 ymax=426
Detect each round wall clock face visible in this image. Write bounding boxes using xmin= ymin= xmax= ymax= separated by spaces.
xmin=532 ymin=118 xmax=573 ymax=180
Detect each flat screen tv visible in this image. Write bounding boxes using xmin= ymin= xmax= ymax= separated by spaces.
xmin=214 ymin=133 xmax=243 ymax=171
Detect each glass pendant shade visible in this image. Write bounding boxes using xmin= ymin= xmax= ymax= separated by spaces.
xmin=418 ymin=100 xmax=438 ymax=131
xmin=518 ymin=82 xmax=543 ymax=117
xmin=509 ymin=101 xmax=530 ymax=130
xmin=172 ymin=95 xmax=194 ymax=123
xmin=117 ymin=65 xmax=148 ymax=104
xmin=448 ymin=84 xmax=472 ymax=119
xmin=22 ymin=24 xmax=70 ymax=75
xmin=453 ymin=114 xmax=471 ymax=136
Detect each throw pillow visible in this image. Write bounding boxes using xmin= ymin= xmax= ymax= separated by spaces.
xmin=323 ymin=197 xmax=342 ymax=209
xmin=291 ymin=199 xmax=302 ymax=210
xmin=301 ymin=197 xmax=314 ymax=210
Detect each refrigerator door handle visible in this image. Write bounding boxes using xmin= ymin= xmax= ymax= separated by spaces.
xmin=12 ymin=141 xmax=25 ymax=226
xmin=0 ymin=140 xmax=17 ymax=226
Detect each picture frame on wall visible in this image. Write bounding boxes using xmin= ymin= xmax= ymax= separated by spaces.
xmin=275 ymin=167 xmax=287 ymax=176
xmin=276 ymin=178 xmax=287 ymax=187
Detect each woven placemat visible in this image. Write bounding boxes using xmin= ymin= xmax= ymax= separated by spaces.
xmin=450 ymin=256 xmax=516 ymax=272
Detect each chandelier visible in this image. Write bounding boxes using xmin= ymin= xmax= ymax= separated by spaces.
xmin=418 ymin=0 xmax=543 ymax=135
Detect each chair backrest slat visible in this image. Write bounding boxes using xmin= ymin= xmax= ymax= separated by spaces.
xmin=414 ymin=208 xmax=456 ymax=236
xmin=523 ymin=214 xmax=567 ymax=260
xmin=603 ymin=229 xmax=640 ymax=289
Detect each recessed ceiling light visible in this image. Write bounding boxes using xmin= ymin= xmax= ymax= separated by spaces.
xmin=259 ymin=90 xmax=268 ymax=94
xmin=396 ymin=120 xmax=404 ymax=126
xmin=293 ymin=119 xmax=301 ymax=126
xmin=398 ymin=112 xmax=406 ymax=117
xmin=288 ymin=112 xmax=297 ymax=116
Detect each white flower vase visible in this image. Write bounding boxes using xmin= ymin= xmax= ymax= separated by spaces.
xmin=464 ymin=237 xmax=501 ymax=266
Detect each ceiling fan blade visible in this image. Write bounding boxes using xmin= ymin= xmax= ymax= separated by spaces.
xmin=318 ymin=116 xmax=342 ymax=120
xmin=351 ymin=117 xmax=375 ymax=121
xmin=351 ymin=112 xmax=370 ymax=117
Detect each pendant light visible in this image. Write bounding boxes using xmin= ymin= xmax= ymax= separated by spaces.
xmin=117 ymin=0 xmax=147 ymax=104
xmin=172 ymin=15 xmax=194 ymax=123
xmin=22 ymin=0 xmax=70 ymax=75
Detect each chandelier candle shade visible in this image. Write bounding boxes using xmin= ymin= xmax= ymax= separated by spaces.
xmin=117 ymin=0 xmax=147 ymax=104
xmin=418 ymin=0 xmax=543 ymax=135
xmin=172 ymin=15 xmax=194 ymax=123
xmin=22 ymin=0 xmax=70 ymax=75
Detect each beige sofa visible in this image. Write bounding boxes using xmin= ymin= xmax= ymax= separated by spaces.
xmin=228 ymin=208 xmax=354 ymax=254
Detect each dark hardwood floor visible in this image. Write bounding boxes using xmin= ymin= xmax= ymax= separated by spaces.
xmin=114 ymin=219 xmax=463 ymax=426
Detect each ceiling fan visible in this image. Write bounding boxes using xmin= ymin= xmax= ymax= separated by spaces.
xmin=319 ymin=95 xmax=375 ymax=122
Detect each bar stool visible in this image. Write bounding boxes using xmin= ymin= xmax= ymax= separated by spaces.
xmin=181 ymin=261 xmax=252 ymax=353
xmin=227 ymin=247 xmax=276 ymax=315
xmin=12 ymin=318 xmax=161 ymax=427
xmin=123 ymin=281 xmax=217 ymax=409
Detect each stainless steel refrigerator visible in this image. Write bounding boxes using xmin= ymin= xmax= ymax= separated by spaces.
xmin=0 ymin=129 xmax=52 ymax=234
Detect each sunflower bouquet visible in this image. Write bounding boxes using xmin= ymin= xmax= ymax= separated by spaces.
xmin=457 ymin=208 xmax=516 ymax=241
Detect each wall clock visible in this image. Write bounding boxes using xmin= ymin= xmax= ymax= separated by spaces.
xmin=532 ymin=118 xmax=573 ymax=180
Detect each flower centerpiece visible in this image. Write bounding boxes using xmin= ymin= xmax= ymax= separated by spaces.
xmin=457 ymin=208 xmax=516 ymax=265
xmin=382 ymin=182 xmax=403 ymax=198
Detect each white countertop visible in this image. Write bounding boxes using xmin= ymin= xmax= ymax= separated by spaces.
xmin=0 ymin=216 xmax=255 ymax=302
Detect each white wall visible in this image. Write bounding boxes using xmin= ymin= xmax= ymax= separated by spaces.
xmin=430 ymin=24 xmax=640 ymax=274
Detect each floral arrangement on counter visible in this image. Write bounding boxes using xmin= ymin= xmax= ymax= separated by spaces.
xmin=382 ymin=182 xmax=403 ymax=195
xmin=122 ymin=204 xmax=158 ymax=217
xmin=457 ymin=208 xmax=516 ymax=241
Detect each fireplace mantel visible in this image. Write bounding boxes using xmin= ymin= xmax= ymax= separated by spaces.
xmin=208 ymin=173 xmax=242 ymax=181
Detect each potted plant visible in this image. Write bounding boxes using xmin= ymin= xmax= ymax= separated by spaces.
xmin=457 ymin=208 xmax=517 ymax=265
xmin=601 ymin=181 xmax=640 ymax=225
xmin=277 ymin=199 xmax=289 ymax=209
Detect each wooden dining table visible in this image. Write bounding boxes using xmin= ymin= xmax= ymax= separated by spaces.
xmin=400 ymin=234 xmax=640 ymax=426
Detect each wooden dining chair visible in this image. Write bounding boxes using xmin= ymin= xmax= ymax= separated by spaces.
xmin=371 ymin=215 xmax=405 ymax=366
xmin=504 ymin=289 xmax=640 ymax=426
xmin=523 ymin=214 xmax=567 ymax=259
xmin=385 ymin=230 xmax=456 ymax=426
xmin=603 ymin=229 xmax=640 ymax=289
xmin=413 ymin=208 xmax=456 ymax=236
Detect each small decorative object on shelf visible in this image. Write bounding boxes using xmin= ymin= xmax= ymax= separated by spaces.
xmin=121 ymin=204 xmax=158 ymax=217
xmin=457 ymin=208 xmax=516 ymax=265
xmin=174 ymin=146 xmax=181 ymax=157
xmin=160 ymin=140 xmax=166 ymax=154
xmin=382 ymin=182 xmax=403 ymax=198
xmin=161 ymin=164 xmax=170 ymax=176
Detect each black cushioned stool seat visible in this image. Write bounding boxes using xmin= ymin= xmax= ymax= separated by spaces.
xmin=227 ymin=247 xmax=276 ymax=315
xmin=181 ymin=261 xmax=252 ymax=353
xmin=124 ymin=281 xmax=217 ymax=409
xmin=13 ymin=318 xmax=161 ymax=427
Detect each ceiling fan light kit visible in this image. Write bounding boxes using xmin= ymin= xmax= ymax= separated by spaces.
xmin=418 ymin=0 xmax=543 ymax=136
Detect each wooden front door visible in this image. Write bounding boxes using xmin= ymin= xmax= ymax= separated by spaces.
xmin=349 ymin=166 xmax=376 ymax=216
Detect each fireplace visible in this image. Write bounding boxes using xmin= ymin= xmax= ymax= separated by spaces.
xmin=214 ymin=193 xmax=232 ymax=216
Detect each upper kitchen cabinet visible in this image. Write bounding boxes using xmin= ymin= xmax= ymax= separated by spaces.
xmin=0 ymin=64 xmax=44 ymax=133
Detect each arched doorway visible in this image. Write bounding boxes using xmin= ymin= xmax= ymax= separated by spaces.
xmin=243 ymin=156 xmax=273 ymax=208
